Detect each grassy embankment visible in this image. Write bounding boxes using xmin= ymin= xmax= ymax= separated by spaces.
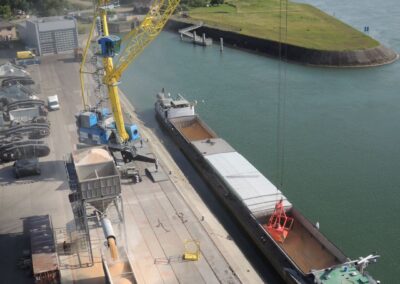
xmin=186 ymin=0 xmax=379 ymax=51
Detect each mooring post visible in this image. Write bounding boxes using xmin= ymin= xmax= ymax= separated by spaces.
xmin=180 ymin=33 xmax=183 ymax=40
xmin=193 ymin=31 xmax=197 ymax=43
xmin=220 ymin=37 xmax=224 ymax=52
xmin=202 ymin=33 xmax=206 ymax=45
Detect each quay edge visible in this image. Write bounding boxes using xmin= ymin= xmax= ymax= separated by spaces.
xmin=166 ymin=18 xmax=398 ymax=68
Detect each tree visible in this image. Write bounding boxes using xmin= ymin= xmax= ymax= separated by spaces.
xmin=13 ymin=0 xmax=31 ymax=12
xmin=0 ymin=0 xmax=31 ymax=13
xmin=0 ymin=5 xmax=12 ymax=19
xmin=210 ymin=0 xmax=224 ymax=5
xmin=0 ymin=0 xmax=69 ymax=16
xmin=35 ymin=0 xmax=68 ymax=16
xmin=180 ymin=0 xmax=208 ymax=8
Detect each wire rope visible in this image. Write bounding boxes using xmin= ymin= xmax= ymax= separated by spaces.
xmin=276 ymin=0 xmax=288 ymax=192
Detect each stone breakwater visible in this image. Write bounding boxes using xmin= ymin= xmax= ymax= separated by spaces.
xmin=167 ymin=19 xmax=398 ymax=67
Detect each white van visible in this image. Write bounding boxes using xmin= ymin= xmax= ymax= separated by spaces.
xmin=47 ymin=95 xmax=60 ymax=111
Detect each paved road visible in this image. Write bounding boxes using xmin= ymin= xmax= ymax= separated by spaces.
xmin=0 ymin=55 xmax=81 ymax=283
xmin=0 ymin=54 xmax=264 ymax=283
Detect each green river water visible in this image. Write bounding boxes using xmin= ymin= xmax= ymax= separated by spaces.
xmin=120 ymin=1 xmax=400 ymax=282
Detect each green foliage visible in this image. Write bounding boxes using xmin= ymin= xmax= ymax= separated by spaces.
xmin=0 ymin=0 xmax=31 ymax=13
xmin=0 ymin=0 xmax=69 ymax=16
xmin=33 ymin=0 xmax=69 ymax=16
xmin=210 ymin=0 xmax=224 ymax=5
xmin=0 ymin=5 xmax=11 ymax=19
xmin=180 ymin=0 xmax=208 ymax=8
xmin=177 ymin=4 xmax=189 ymax=12
xmin=188 ymin=0 xmax=379 ymax=51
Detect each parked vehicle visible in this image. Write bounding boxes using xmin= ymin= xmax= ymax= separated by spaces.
xmin=16 ymin=51 xmax=35 ymax=59
xmin=13 ymin=158 xmax=41 ymax=178
xmin=47 ymin=95 xmax=60 ymax=111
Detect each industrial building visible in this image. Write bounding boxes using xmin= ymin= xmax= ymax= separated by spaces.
xmin=108 ymin=21 xmax=134 ymax=33
xmin=18 ymin=16 xmax=78 ymax=56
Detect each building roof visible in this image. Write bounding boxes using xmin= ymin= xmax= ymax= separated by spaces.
xmin=27 ymin=16 xmax=76 ymax=32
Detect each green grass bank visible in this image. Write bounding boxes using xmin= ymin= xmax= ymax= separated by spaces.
xmin=187 ymin=0 xmax=379 ymax=51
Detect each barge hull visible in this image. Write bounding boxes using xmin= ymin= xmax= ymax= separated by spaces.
xmin=153 ymin=86 xmax=381 ymax=283
xmin=158 ymin=114 xmax=301 ymax=283
xmin=156 ymin=112 xmax=354 ymax=283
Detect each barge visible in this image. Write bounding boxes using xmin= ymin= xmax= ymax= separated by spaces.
xmin=155 ymin=91 xmax=380 ymax=284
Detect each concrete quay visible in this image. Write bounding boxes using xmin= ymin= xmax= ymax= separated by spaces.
xmin=0 ymin=54 xmax=264 ymax=283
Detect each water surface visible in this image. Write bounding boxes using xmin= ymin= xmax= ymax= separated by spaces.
xmin=121 ymin=2 xmax=400 ymax=281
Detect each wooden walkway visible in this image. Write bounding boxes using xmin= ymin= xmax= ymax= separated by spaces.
xmin=179 ymin=23 xmax=213 ymax=46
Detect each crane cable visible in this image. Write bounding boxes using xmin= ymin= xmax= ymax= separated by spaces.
xmin=79 ymin=0 xmax=99 ymax=110
xmin=276 ymin=0 xmax=289 ymax=191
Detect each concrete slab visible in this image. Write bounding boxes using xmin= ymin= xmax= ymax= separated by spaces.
xmin=192 ymin=138 xmax=236 ymax=155
xmin=145 ymin=165 xmax=169 ymax=182
xmin=119 ymin=93 xmax=265 ymax=284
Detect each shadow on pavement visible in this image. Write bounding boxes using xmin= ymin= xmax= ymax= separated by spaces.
xmin=0 ymin=160 xmax=69 ymax=190
xmin=57 ymin=57 xmax=78 ymax=64
xmin=0 ymin=232 xmax=33 ymax=284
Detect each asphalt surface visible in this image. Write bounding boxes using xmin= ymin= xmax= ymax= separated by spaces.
xmin=0 ymin=54 xmax=265 ymax=283
xmin=0 ymin=55 xmax=80 ymax=283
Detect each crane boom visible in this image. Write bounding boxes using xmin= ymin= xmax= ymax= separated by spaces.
xmin=80 ymin=0 xmax=180 ymax=142
xmin=99 ymin=5 xmax=130 ymax=141
xmin=79 ymin=7 xmax=98 ymax=111
xmin=79 ymin=0 xmax=180 ymax=142
xmin=109 ymin=0 xmax=180 ymax=82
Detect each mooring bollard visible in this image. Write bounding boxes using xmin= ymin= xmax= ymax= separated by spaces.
xmin=220 ymin=37 xmax=224 ymax=52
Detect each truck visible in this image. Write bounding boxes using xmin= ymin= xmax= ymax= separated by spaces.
xmin=47 ymin=95 xmax=60 ymax=111
xmin=27 ymin=215 xmax=60 ymax=284
xmin=14 ymin=50 xmax=40 ymax=66
xmin=17 ymin=50 xmax=35 ymax=59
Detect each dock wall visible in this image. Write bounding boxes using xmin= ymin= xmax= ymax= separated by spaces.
xmin=166 ymin=19 xmax=398 ymax=67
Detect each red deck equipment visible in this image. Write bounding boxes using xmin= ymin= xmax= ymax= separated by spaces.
xmin=265 ymin=199 xmax=294 ymax=243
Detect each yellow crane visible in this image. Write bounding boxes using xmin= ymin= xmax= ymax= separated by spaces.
xmin=79 ymin=0 xmax=180 ymax=142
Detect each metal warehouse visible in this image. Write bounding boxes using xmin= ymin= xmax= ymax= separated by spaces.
xmin=18 ymin=16 xmax=78 ymax=56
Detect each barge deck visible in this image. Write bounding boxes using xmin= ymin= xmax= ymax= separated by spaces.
xmin=155 ymin=91 xmax=380 ymax=284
